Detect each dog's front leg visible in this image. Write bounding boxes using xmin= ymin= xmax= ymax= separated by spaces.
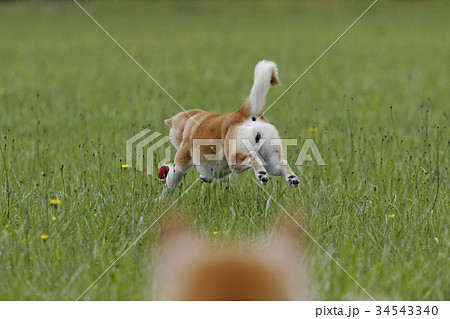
xmin=160 ymin=146 xmax=192 ymax=200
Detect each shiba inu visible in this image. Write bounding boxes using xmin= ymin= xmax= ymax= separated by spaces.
xmin=155 ymin=222 xmax=304 ymax=300
xmin=161 ymin=60 xmax=299 ymax=196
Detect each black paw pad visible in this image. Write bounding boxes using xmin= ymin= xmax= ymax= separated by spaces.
xmin=257 ymin=171 xmax=269 ymax=185
xmin=288 ymin=175 xmax=300 ymax=187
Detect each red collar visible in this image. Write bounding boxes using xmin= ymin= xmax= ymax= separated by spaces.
xmin=180 ymin=117 xmax=192 ymax=140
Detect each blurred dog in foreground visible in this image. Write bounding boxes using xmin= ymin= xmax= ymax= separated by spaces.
xmin=160 ymin=60 xmax=300 ymax=198
xmin=154 ymin=222 xmax=305 ymax=300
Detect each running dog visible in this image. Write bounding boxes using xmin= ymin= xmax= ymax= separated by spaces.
xmin=162 ymin=60 xmax=299 ymax=196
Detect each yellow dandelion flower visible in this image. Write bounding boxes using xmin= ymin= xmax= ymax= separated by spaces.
xmin=213 ymin=231 xmax=218 ymax=235
xmin=389 ymin=214 xmax=395 ymax=218
xmin=50 ymin=199 xmax=61 ymax=206
xmin=338 ymin=158 xmax=345 ymax=163
xmin=41 ymin=234 xmax=49 ymax=240
xmin=308 ymin=126 xmax=318 ymax=133
xmin=0 ymin=88 xmax=5 ymax=95
xmin=121 ymin=164 xmax=129 ymax=169
xmin=93 ymin=284 xmax=98 ymax=290
xmin=51 ymin=216 xmax=56 ymax=221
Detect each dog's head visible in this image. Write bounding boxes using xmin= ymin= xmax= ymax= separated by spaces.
xmin=154 ymin=221 xmax=305 ymax=300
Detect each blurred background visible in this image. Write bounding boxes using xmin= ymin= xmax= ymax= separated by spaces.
xmin=0 ymin=0 xmax=449 ymax=300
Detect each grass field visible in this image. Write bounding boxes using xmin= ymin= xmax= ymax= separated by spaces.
xmin=0 ymin=0 xmax=449 ymax=300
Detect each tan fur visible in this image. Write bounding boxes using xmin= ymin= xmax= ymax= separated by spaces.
xmin=175 ymin=255 xmax=290 ymax=301
xmin=155 ymin=221 xmax=304 ymax=300
xmin=162 ymin=61 xmax=299 ymax=196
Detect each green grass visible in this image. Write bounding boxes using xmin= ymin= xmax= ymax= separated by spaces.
xmin=0 ymin=0 xmax=449 ymax=300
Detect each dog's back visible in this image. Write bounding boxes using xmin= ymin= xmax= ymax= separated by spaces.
xmin=164 ymin=109 xmax=204 ymax=149
xmin=163 ymin=60 xmax=280 ymax=150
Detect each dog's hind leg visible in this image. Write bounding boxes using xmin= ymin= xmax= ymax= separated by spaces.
xmin=275 ymin=151 xmax=300 ymax=188
xmin=257 ymin=125 xmax=300 ymax=188
xmin=227 ymin=150 xmax=269 ymax=185
xmin=248 ymin=151 xmax=269 ymax=185
xmin=265 ymin=150 xmax=299 ymax=187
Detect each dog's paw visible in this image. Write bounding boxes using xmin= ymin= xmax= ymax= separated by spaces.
xmin=257 ymin=170 xmax=269 ymax=185
xmin=287 ymin=175 xmax=300 ymax=187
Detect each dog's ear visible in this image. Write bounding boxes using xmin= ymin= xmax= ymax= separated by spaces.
xmin=260 ymin=221 xmax=306 ymax=299
xmin=155 ymin=221 xmax=203 ymax=299
xmin=262 ymin=221 xmax=302 ymax=273
xmin=160 ymin=222 xmax=200 ymax=267
xmin=159 ymin=222 xmax=202 ymax=281
xmin=164 ymin=119 xmax=172 ymax=127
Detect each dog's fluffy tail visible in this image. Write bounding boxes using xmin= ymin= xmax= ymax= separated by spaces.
xmin=245 ymin=60 xmax=280 ymax=117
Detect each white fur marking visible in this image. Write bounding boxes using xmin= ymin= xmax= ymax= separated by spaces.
xmin=249 ymin=60 xmax=279 ymax=117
